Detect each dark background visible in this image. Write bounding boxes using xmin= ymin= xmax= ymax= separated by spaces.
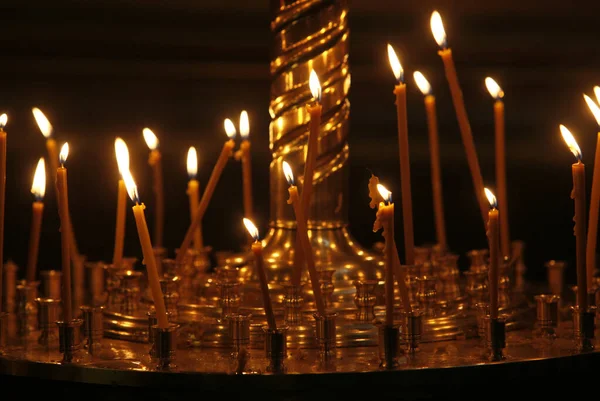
xmin=1 ymin=0 xmax=600 ymax=285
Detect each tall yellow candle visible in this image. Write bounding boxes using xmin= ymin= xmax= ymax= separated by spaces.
xmin=175 ymin=121 xmax=236 ymax=266
xmin=143 ymin=128 xmax=164 ymax=248
xmin=243 ymin=218 xmax=277 ymax=330
xmin=387 ymin=45 xmax=415 ymax=265
xmin=375 ymin=184 xmax=396 ymax=326
xmin=26 ymin=158 xmax=46 ymax=283
xmin=239 ymin=111 xmax=253 ymax=222
xmin=186 ymin=146 xmax=204 ymax=252
xmin=430 ymin=11 xmax=488 ymax=229
xmin=123 ymin=170 xmax=169 ymax=328
xmin=485 ymin=188 xmax=500 ymax=319
xmin=414 ymin=71 xmax=447 ymax=250
xmin=113 ymin=138 xmax=130 ymax=268
xmin=0 ymin=114 xmax=6 ymax=313
xmin=292 ymin=70 xmax=322 ymax=286
xmin=583 ymin=94 xmax=600 ymax=285
xmin=283 ymin=161 xmax=326 ymax=316
xmin=56 ymin=143 xmax=73 ymax=322
xmin=561 ymin=125 xmax=588 ymax=310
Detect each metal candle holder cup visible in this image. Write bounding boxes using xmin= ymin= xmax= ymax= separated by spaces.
xmin=117 ymin=270 xmax=143 ymax=314
xmin=57 ymin=319 xmax=83 ymax=363
xmin=40 ymin=270 xmax=62 ymax=300
xmin=283 ymin=282 xmax=304 ymax=325
xmin=571 ymin=305 xmax=595 ymax=352
xmin=218 ymin=282 xmax=241 ymax=319
xmin=402 ymin=309 xmax=424 ymax=353
xmin=84 ymin=262 xmax=107 ymax=307
xmin=318 ymin=269 xmax=336 ymax=309
xmin=377 ymin=323 xmax=400 ymax=369
xmin=160 ymin=276 xmax=180 ymax=319
xmin=147 ymin=310 xmax=173 ymax=357
xmin=81 ymin=305 xmax=104 ymax=355
xmin=354 ymin=280 xmax=377 ymax=322
xmin=535 ymin=294 xmax=560 ymax=338
xmin=36 ymin=298 xmax=61 ymax=347
xmin=263 ymin=326 xmax=288 ymax=373
xmin=17 ymin=281 xmax=39 ymax=336
xmin=227 ymin=313 xmax=251 ymax=357
xmin=151 ymin=323 xmax=179 ymax=370
xmin=314 ymin=312 xmax=337 ymax=359
xmin=475 ymin=302 xmax=490 ymax=341
xmin=484 ymin=316 xmax=506 ymax=361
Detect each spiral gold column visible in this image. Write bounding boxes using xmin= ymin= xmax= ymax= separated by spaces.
xmin=262 ymin=0 xmax=383 ymax=295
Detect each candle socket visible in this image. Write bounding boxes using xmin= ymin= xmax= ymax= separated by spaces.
xmin=318 ymin=268 xmax=336 ymax=309
xmin=147 ymin=310 xmax=174 ymax=357
xmin=314 ymin=312 xmax=337 ymax=359
xmin=160 ymin=277 xmax=180 ymax=319
xmin=545 ymin=260 xmax=566 ymax=296
xmin=464 ymin=269 xmax=489 ymax=307
xmin=535 ymin=295 xmax=560 ymax=339
xmin=151 ymin=323 xmax=179 ymax=370
xmin=178 ymin=259 xmax=197 ymax=304
xmin=404 ymin=264 xmax=424 ymax=305
xmin=227 ymin=313 xmax=251 ymax=358
xmin=438 ymin=253 xmax=460 ymax=299
xmin=57 ymin=319 xmax=83 ymax=363
xmin=402 ymin=309 xmax=424 ymax=353
xmin=283 ymin=282 xmax=305 ymax=326
xmin=377 ymin=322 xmax=400 ymax=369
xmin=414 ymin=246 xmax=432 ymax=266
xmin=40 ymin=270 xmax=62 ymax=300
xmin=17 ymin=281 xmax=39 ymax=336
xmin=263 ymin=326 xmax=288 ymax=373
xmin=353 ymin=280 xmax=377 ymax=322
xmin=467 ymin=249 xmax=489 ymax=273
xmin=415 ymin=276 xmax=438 ymax=316
xmin=475 ymin=302 xmax=490 ymax=341
xmin=0 ymin=312 xmax=8 ymax=352
xmin=117 ymin=271 xmax=143 ymax=315
xmin=36 ymin=298 xmax=61 ymax=348
xmin=81 ymin=305 xmax=105 ymax=355
xmin=84 ymin=262 xmax=107 ymax=307
xmin=2 ymin=261 xmax=18 ymax=313
xmin=105 ymin=263 xmax=127 ymax=308
xmin=571 ymin=306 xmax=595 ymax=352
xmin=218 ymin=282 xmax=241 ymax=319
xmin=484 ymin=316 xmax=506 ymax=361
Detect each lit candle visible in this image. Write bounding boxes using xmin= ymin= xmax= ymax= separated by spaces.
xmin=56 ymin=143 xmax=73 ymax=322
xmin=113 ymin=138 xmax=130 ymax=268
xmin=186 ymin=146 xmax=204 ymax=252
xmin=26 ymin=158 xmax=46 ymax=283
xmin=292 ymin=70 xmax=322 ymax=286
xmin=484 ymin=188 xmax=500 ymax=319
xmin=0 ymin=114 xmax=6 ymax=313
xmin=283 ymin=161 xmax=326 ymax=316
xmin=243 ymin=218 xmax=276 ymax=330
xmin=583 ymin=94 xmax=600 ymax=285
xmin=175 ymin=120 xmax=236 ymax=265
xmin=123 ymin=170 xmax=169 ymax=328
xmin=430 ymin=11 xmax=488 ymax=228
xmin=414 ymin=71 xmax=447 ymax=251
xmin=387 ymin=45 xmax=415 ymax=265
xmin=143 ymin=128 xmax=164 ymax=248
xmin=561 ymin=125 xmax=587 ymax=310
xmin=239 ymin=111 xmax=253 ymax=221
xmin=485 ymin=78 xmax=511 ymax=261
xmin=374 ymin=184 xmax=396 ymax=325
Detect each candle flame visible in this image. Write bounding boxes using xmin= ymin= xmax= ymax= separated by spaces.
xmin=377 ymin=184 xmax=392 ymax=203
xmin=387 ymin=44 xmax=404 ymax=83
xmin=31 ymin=158 xmax=46 ymax=201
xmin=32 ymin=107 xmax=53 ymax=138
xmin=187 ymin=146 xmax=198 ymax=179
xmin=413 ymin=71 xmax=432 ymax=96
xmin=240 ymin=110 xmax=249 ymax=140
xmin=142 ymin=128 xmax=159 ymax=150
xmin=59 ymin=142 xmax=69 ymax=165
xmin=224 ymin=118 xmax=237 ymax=139
xmin=430 ymin=11 xmax=447 ymax=49
xmin=594 ymin=86 xmax=600 ymax=106
xmin=484 ymin=188 xmax=497 ymax=209
xmin=0 ymin=113 xmax=7 ymax=129
xmin=560 ymin=124 xmax=582 ymax=161
xmin=243 ymin=217 xmax=260 ymax=242
xmin=309 ymin=69 xmax=322 ymax=102
xmin=583 ymin=94 xmax=600 ymax=126
xmin=114 ymin=137 xmax=130 ymax=176
xmin=485 ymin=77 xmax=504 ymax=100
xmin=123 ymin=169 xmax=140 ymax=204
xmin=282 ymin=160 xmax=295 ymax=185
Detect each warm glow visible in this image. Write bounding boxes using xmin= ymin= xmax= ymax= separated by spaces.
xmin=282 ymin=160 xmax=294 ymax=185
xmin=560 ymin=124 xmax=582 ymax=161
xmin=583 ymin=94 xmax=600 ymax=126
xmin=59 ymin=142 xmax=69 ymax=165
xmin=0 ymin=113 xmax=7 ymax=129
xmin=387 ymin=44 xmax=404 ymax=83
xmin=187 ymin=146 xmax=198 ymax=179
xmin=114 ymin=137 xmax=130 ymax=176
xmin=485 ymin=77 xmax=504 ymax=100
xmin=413 ymin=71 xmax=432 ymax=96
xmin=143 ymin=128 xmax=158 ymax=150
xmin=123 ymin=170 xmax=139 ymax=204
xmin=31 ymin=158 xmax=46 ymax=201
xmin=430 ymin=11 xmax=447 ymax=49
xmin=484 ymin=188 xmax=497 ymax=209
xmin=240 ymin=110 xmax=249 ymax=140
xmin=243 ymin=217 xmax=260 ymax=242
xmin=32 ymin=107 xmax=53 ymax=138
xmin=309 ymin=69 xmax=322 ymax=102
xmin=224 ymin=118 xmax=237 ymax=139
xmin=377 ymin=184 xmax=392 ymax=203
xmin=594 ymin=86 xmax=600 ymax=106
